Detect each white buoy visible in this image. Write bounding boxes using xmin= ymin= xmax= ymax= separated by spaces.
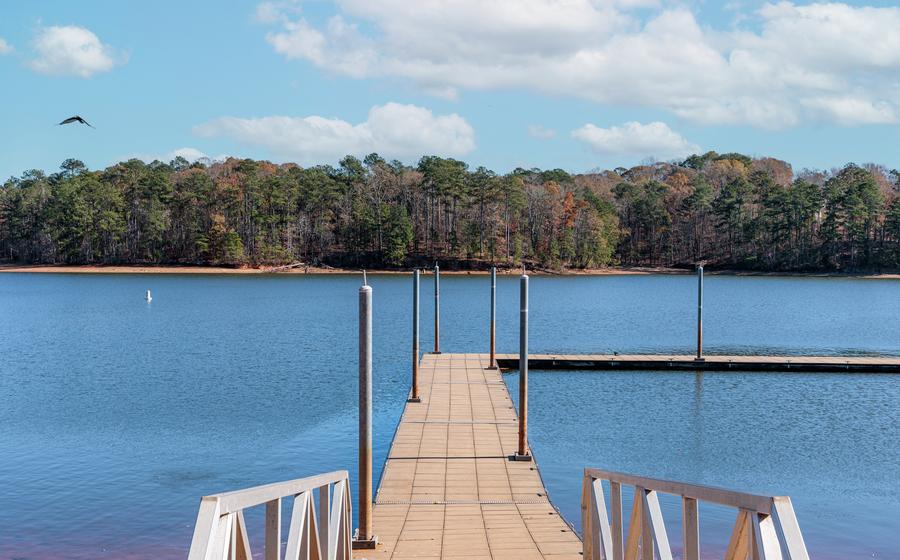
xmin=145 ymin=289 xmax=152 ymax=302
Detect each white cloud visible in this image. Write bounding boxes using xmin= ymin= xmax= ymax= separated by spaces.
xmin=0 ymin=38 xmax=12 ymax=55
xmin=193 ymin=102 xmax=475 ymax=163
xmin=254 ymin=2 xmax=284 ymax=24
xmin=801 ymin=96 xmax=897 ymax=126
xmin=163 ymin=148 xmax=209 ymax=163
xmin=528 ymin=125 xmax=556 ymax=140
xmin=121 ymin=148 xmax=228 ymax=166
xmin=571 ymin=121 xmax=699 ymax=161
xmin=29 ymin=26 xmax=123 ymax=78
xmin=254 ymin=0 xmax=301 ymax=24
xmin=257 ymin=1 xmax=900 ymax=128
xmin=266 ymin=15 xmax=376 ymax=78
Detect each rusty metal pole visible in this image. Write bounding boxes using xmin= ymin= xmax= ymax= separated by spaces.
xmin=353 ymin=276 xmax=377 ymax=549
xmin=409 ymin=269 xmax=421 ymax=402
xmin=487 ymin=266 xmax=498 ymax=370
xmin=696 ymin=265 xmax=704 ymax=362
xmin=514 ymin=270 xmax=531 ymax=460
xmin=433 ymin=263 xmax=441 ymax=354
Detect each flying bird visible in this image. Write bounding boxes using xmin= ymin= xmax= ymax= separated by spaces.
xmin=58 ymin=115 xmax=95 ymax=128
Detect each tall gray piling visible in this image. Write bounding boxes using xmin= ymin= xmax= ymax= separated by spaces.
xmin=409 ymin=269 xmax=421 ymax=402
xmin=515 ymin=271 xmax=531 ymax=460
xmin=696 ymin=265 xmax=704 ymax=361
xmin=488 ymin=266 xmax=497 ymax=370
xmin=353 ymin=278 xmax=377 ymax=548
xmin=433 ymin=263 xmax=441 ymax=354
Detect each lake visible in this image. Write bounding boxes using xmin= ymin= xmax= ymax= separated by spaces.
xmin=1 ymin=272 xmax=898 ymax=558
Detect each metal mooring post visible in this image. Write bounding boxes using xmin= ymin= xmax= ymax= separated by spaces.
xmin=409 ymin=269 xmax=421 ymax=403
xmin=353 ymin=274 xmax=377 ymax=549
xmin=432 ymin=263 xmax=441 ymax=354
xmin=487 ymin=266 xmax=498 ymax=370
xmin=513 ymin=269 xmax=531 ymax=461
xmin=696 ymin=265 xmax=704 ymax=362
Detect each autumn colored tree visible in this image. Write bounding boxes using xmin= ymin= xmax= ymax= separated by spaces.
xmin=1 ymin=153 xmax=898 ymax=272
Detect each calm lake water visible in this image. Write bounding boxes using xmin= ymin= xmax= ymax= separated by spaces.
xmin=1 ymin=273 xmax=898 ymax=559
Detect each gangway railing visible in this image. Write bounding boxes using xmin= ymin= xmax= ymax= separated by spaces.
xmin=188 ymin=470 xmax=352 ymax=560
xmin=582 ymin=468 xmax=809 ymax=560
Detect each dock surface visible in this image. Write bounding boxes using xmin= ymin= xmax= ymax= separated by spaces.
xmin=354 ymin=353 xmax=581 ymax=560
xmin=353 ymin=351 xmax=892 ymax=559
xmin=497 ymin=353 xmax=900 ymax=373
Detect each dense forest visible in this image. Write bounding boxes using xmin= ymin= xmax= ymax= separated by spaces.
xmin=2 ymin=152 xmax=900 ymax=272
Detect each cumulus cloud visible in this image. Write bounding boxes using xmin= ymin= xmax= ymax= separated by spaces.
xmin=266 ymin=15 xmax=376 ymax=78
xmin=168 ymin=147 xmax=209 ymax=162
xmin=528 ymin=125 xmax=556 ymax=140
xmin=29 ymin=25 xmax=123 ymax=77
xmin=254 ymin=0 xmax=301 ymax=24
xmin=255 ymin=2 xmax=284 ymax=24
xmin=257 ymin=0 xmax=900 ymax=128
xmin=801 ymin=96 xmax=897 ymax=126
xmin=120 ymin=148 xmax=228 ymax=166
xmin=571 ymin=121 xmax=699 ymax=161
xmin=0 ymin=38 xmax=12 ymax=55
xmin=193 ymin=103 xmax=475 ymax=163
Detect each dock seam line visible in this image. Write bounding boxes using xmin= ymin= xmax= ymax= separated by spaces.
xmin=375 ymin=499 xmax=550 ymax=505
xmin=386 ymin=456 xmax=510 ymax=460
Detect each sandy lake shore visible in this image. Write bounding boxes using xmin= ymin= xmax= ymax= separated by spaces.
xmin=1 ymin=263 xmax=899 ymax=278
xmin=0 ymin=263 xmax=661 ymax=276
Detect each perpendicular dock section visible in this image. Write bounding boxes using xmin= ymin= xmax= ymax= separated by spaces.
xmin=496 ymin=354 xmax=900 ymax=373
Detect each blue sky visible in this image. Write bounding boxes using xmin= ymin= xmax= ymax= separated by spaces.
xmin=2 ymin=0 xmax=900 ymax=179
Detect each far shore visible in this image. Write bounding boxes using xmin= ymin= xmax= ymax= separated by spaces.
xmin=1 ymin=263 xmax=899 ymax=279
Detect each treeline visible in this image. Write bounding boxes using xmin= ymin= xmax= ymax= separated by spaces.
xmin=1 ymin=152 xmax=899 ymax=271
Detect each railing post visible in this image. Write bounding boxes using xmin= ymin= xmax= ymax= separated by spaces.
xmin=432 ymin=263 xmax=441 ymax=354
xmin=317 ymin=485 xmax=330 ymax=559
xmin=353 ymin=276 xmax=377 ymax=549
xmin=265 ymin=498 xmax=281 ymax=560
xmin=487 ymin=266 xmax=498 ymax=370
xmin=610 ymin=482 xmax=624 ymax=560
xmin=639 ymin=487 xmax=653 ymax=560
xmin=582 ymin=473 xmax=594 ymax=560
xmin=409 ymin=269 xmax=421 ymax=402
xmin=682 ymin=497 xmax=699 ymax=560
xmin=513 ymin=270 xmax=531 ymax=460
xmin=696 ymin=265 xmax=704 ymax=362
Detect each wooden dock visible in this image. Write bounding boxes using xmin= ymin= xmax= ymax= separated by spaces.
xmin=354 ymin=352 xmax=582 ymax=560
xmin=353 ymin=350 xmax=895 ymax=559
xmin=496 ymin=353 xmax=900 ymax=373
xmin=187 ymin=348 xmax=816 ymax=560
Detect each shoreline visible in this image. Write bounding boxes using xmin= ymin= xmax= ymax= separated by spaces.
xmin=1 ymin=263 xmax=899 ymax=279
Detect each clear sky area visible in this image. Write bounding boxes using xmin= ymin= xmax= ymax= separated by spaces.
xmin=2 ymin=0 xmax=900 ymax=178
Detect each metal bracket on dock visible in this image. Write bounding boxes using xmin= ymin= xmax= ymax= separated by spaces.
xmin=351 ymin=530 xmax=379 ymax=550
xmin=509 ymin=453 xmax=533 ymax=462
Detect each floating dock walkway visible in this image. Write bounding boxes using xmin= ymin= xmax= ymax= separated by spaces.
xmin=355 ymin=352 xmax=582 ymax=560
xmin=353 ymin=350 xmax=872 ymax=559
xmin=188 ymin=349 xmax=817 ymax=560
xmin=496 ymin=353 xmax=900 ymax=373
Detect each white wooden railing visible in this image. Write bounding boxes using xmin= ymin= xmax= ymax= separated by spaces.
xmin=582 ymin=468 xmax=809 ymax=560
xmin=188 ymin=470 xmax=352 ymax=560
